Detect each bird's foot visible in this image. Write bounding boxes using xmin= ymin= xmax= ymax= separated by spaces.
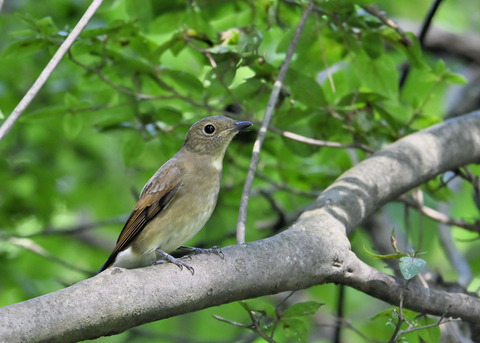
xmin=177 ymin=245 xmax=224 ymax=259
xmin=153 ymin=249 xmax=195 ymax=275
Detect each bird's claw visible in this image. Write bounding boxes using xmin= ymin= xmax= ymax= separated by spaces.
xmin=178 ymin=245 xmax=224 ymax=259
xmin=153 ymin=249 xmax=195 ymax=275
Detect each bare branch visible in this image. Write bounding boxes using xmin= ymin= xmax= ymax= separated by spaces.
xmin=362 ymin=5 xmax=412 ymax=46
xmin=236 ymin=0 xmax=315 ymax=244
xmin=398 ymin=196 xmax=480 ymax=233
xmin=269 ymin=125 xmax=374 ymax=153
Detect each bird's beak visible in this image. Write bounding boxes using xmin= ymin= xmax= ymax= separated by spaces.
xmin=234 ymin=121 xmax=252 ymax=131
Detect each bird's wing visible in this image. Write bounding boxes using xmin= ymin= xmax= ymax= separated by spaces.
xmin=98 ymin=162 xmax=183 ymax=272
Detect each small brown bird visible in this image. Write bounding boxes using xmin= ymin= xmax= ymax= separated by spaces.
xmin=98 ymin=116 xmax=251 ymax=274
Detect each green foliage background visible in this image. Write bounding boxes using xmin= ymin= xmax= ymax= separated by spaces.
xmin=0 ymin=0 xmax=479 ymax=342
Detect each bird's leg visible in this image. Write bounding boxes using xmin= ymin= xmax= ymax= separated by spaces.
xmin=176 ymin=245 xmax=224 ymax=259
xmin=153 ymin=248 xmax=195 ymax=275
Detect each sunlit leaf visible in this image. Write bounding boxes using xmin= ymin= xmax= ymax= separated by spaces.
xmin=283 ymin=301 xmax=323 ymax=318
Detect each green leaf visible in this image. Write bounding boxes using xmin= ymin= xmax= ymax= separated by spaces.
xmin=152 ymin=34 xmax=185 ymax=59
xmin=283 ymin=301 xmax=323 ymax=318
xmin=362 ymin=32 xmax=384 ymax=59
xmin=152 ymin=107 xmax=183 ymax=125
xmin=281 ymin=317 xmax=308 ymax=343
xmin=63 ymin=93 xmax=79 ymax=108
xmin=1 ymin=38 xmax=48 ymax=59
xmin=122 ymin=132 xmax=145 ymax=167
xmin=394 ymin=32 xmax=427 ymax=70
xmin=373 ymin=103 xmax=402 ymax=131
xmin=34 ymin=16 xmax=58 ymax=36
xmin=363 ymin=245 xmax=406 ymax=259
xmin=16 ymin=14 xmax=58 ymax=36
xmin=434 ymin=59 xmax=446 ymax=75
xmin=354 ymin=52 xmax=398 ymax=98
xmin=21 ymin=105 xmax=70 ymax=121
xmin=160 ymin=69 xmax=204 ymax=95
xmin=286 ymin=70 xmax=327 ymax=107
xmin=399 ymin=256 xmax=426 ymax=280
xmin=63 ymin=113 xmax=83 ymax=139
xmin=444 ymin=72 xmax=467 ymax=85
xmin=281 ymin=136 xmax=318 ymax=158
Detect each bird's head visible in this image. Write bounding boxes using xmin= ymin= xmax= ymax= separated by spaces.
xmin=183 ymin=116 xmax=252 ymax=156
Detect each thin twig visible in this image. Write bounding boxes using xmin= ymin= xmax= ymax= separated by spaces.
xmin=399 ymin=0 xmax=445 ymax=87
xmin=247 ymin=310 xmax=278 ymax=343
xmin=212 ymin=315 xmax=252 ymax=328
xmin=0 ymin=0 xmax=104 ymax=141
xmin=389 ymin=286 xmax=457 ymax=342
xmin=269 ymin=125 xmax=374 ymax=153
xmin=362 ymin=5 xmax=412 ymax=46
xmin=417 ymin=0 xmax=445 ymax=48
xmin=236 ymin=1 xmax=315 ymax=244
xmin=9 ymin=237 xmax=92 ymax=274
xmin=398 ymin=196 xmax=480 ymax=233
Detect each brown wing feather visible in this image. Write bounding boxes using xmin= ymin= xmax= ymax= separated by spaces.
xmin=98 ymin=162 xmax=183 ymax=272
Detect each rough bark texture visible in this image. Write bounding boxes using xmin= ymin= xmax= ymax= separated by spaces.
xmin=1 ymin=111 xmax=480 ymax=342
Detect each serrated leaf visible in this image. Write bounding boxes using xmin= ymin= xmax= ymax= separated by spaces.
xmin=283 ymin=301 xmax=323 ymax=318
xmin=363 ymin=244 xmax=406 ymax=259
xmin=399 ymin=256 xmax=426 ymax=280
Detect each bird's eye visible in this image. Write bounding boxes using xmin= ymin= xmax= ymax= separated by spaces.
xmin=204 ymin=124 xmax=215 ymax=134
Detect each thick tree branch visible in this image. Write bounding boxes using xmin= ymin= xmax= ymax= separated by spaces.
xmin=1 ymin=111 xmax=480 ymax=342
